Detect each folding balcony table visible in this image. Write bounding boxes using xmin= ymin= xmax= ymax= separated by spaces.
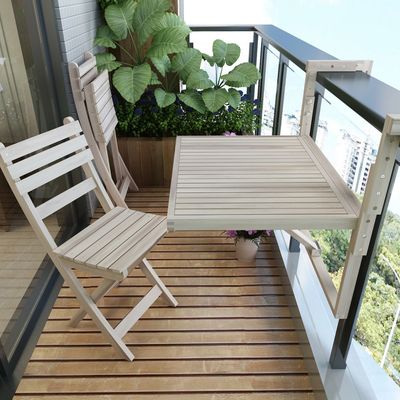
xmin=167 ymin=135 xmax=360 ymax=232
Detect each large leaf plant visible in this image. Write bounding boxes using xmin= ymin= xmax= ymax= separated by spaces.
xmin=156 ymin=39 xmax=261 ymax=113
xmin=95 ymin=0 xmax=190 ymax=105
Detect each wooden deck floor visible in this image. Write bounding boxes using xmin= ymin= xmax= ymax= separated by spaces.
xmin=14 ymin=188 xmax=325 ymax=399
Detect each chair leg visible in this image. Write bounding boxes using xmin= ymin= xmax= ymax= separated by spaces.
xmin=99 ymin=142 xmax=111 ymax=172
xmin=118 ymin=153 xmax=139 ymax=191
xmin=60 ymin=265 xmax=134 ymax=361
xmin=140 ymin=258 xmax=178 ymax=307
xmin=109 ymin=134 xmax=123 ymax=184
xmin=69 ymin=278 xmax=118 ymax=327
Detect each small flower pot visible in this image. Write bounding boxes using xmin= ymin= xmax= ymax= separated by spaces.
xmin=235 ymin=238 xmax=260 ymax=261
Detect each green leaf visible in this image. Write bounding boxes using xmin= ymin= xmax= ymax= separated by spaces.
xmin=105 ymin=0 xmax=136 ymax=40
xmin=151 ymin=55 xmax=171 ymax=77
xmin=225 ymin=43 xmax=240 ymax=66
xmin=227 ymin=88 xmax=241 ymax=109
xmin=94 ymin=25 xmax=118 ymax=48
xmin=146 ymin=28 xmax=188 ymax=58
xmin=95 ymin=53 xmax=121 ymax=72
xmin=154 ymin=13 xmax=191 ymax=35
xmin=221 ymin=62 xmax=261 ymax=88
xmin=212 ymin=39 xmax=227 ymax=67
xmin=202 ymin=53 xmax=215 ymax=66
xmin=171 ymin=48 xmax=202 ymax=81
xmin=202 ymin=88 xmax=229 ymax=112
xmin=112 ymin=64 xmax=151 ymax=104
xmin=178 ymin=90 xmax=206 ymax=113
xmin=186 ymin=70 xmax=214 ymax=90
xmin=132 ymin=0 xmax=170 ymax=45
xmin=149 ymin=72 xmax=161 ymax=85
xmin=154 ymin=88 xmax=176 ymax=108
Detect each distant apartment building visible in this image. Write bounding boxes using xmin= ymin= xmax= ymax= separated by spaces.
xmin=341 ymin=130 xmax=376 ymax=194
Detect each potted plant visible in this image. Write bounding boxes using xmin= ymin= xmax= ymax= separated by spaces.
xmin=94 ymin=0 xmax=261 ymax=186
xmin=226 ymin=230 xmax=272 ymax=262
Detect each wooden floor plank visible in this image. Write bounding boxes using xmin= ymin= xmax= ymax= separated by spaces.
xmin=15 ymin=189 xmax=325 ymax=399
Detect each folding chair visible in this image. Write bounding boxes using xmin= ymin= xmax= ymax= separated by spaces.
xmin=68 ymin=52 xmax=138 ymax=202
xmin=0 ymin=118 xmax=177 ymax=361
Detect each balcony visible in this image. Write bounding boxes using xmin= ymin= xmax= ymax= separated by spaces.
xmin=1 ymin=2 xmax=400 ymax=400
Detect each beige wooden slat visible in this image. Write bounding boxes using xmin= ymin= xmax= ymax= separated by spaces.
xmin=176 ymin=187 xmax=334 ymax=193
xmin=174 ymin=208 xmax=347 ymax=215
xmin=78 ymin=56 xmax=96 ymax=77
xmin=0 ymin=120 xmax=82 ymax=163
xmin=36 ymin=178 xmax=97 ymax=220
xmin=176 ymin=196 xmax=338 ymax=203
xmin=16 ymin=149 xmax=93 ymax=195
xmin=8 ymin=134 xmax=87 ymax=179
xmin=176 ymin=183 xmax=331 ymax=188
xmin=176 ymin=202 xmax=343 ymax=210
xmin=80 ymin=68 xmax=98 ymax=88
xmin=169 ymin=214 xmax=357 ymax=230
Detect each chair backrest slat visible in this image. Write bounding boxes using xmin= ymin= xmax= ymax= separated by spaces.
xmin=8 ymin=134 xmax=87 ymax=180
xmin=81 ymin=67 xmax=98 ymax=89
xmin=78 ymin=56 xmax=97 ymax=78
xmin=16 ymin=148 xmax=93 ymax=195
xmin=36 ymin=177 xmax=97 ymax=220
xmin=1 ymin=120 xmax=82 ymax=165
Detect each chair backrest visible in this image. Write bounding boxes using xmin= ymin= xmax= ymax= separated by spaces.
xmin=84 ymin=70 xmax=118 ymax=145
xmin=68 ymin=52 xmax=100 ymax=143
xmin=0 ymin=119 xmax=114 ymax=252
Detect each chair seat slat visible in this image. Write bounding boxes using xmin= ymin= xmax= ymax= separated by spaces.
xmin=16 ymin=149 xmax=93 ymax=195
xmin=36 ymin=177 xmax=97 ymax=220
xmin=8 ymin=135 xmax=87 ymax=179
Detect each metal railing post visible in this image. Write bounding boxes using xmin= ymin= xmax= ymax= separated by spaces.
xmin=256 ymin=39 xmax=268 ymax=135
xmin=248 ymin=32 xmax=259 ymax=103
xmin=272 ymin=54 xmax=288 ymax=136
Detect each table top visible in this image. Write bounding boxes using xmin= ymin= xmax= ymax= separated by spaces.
xmin=167 ymin=135 xmax=360 ymax=231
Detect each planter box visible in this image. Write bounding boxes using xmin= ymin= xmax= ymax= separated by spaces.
xmin=118 ymin=137 xmax=176 ymax=188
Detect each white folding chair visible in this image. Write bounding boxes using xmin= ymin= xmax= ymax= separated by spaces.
xmin=68 ymin=52 xmax=138 ymax=202
xmin=0 ymin=118 xmax=177 ymax=361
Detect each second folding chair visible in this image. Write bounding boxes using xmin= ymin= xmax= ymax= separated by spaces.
xmin=68 ymin=52 xmax=138 ymax=204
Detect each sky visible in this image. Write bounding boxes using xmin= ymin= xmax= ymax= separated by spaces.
xmin=183 ymin=0 xmax=400 ymax=91
xmin=183 ymin=0 xmax=400 ymax=215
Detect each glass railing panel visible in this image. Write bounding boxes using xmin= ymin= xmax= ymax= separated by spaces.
xmin=280 ymin=61 xmax=305 ymax=136
xmin=315 ymin=90 xmax=381 ymax=196
xmin=356 ymin=167 xmax=400 ymax=386
xmin=260 ymin=45 xmax=280 ymax=135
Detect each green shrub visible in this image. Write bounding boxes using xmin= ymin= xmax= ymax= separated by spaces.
xmin=116 ymin=92 xmax=260 ymax=137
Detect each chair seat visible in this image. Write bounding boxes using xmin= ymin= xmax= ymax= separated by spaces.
xmin=54 ymin=207 xmax=166 ymax=280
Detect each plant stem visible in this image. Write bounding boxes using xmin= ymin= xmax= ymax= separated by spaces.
xmin=116 ymin=42 xmax=135 ymax=63
xmin=128 ymin=29 xmax=140 ymax=64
